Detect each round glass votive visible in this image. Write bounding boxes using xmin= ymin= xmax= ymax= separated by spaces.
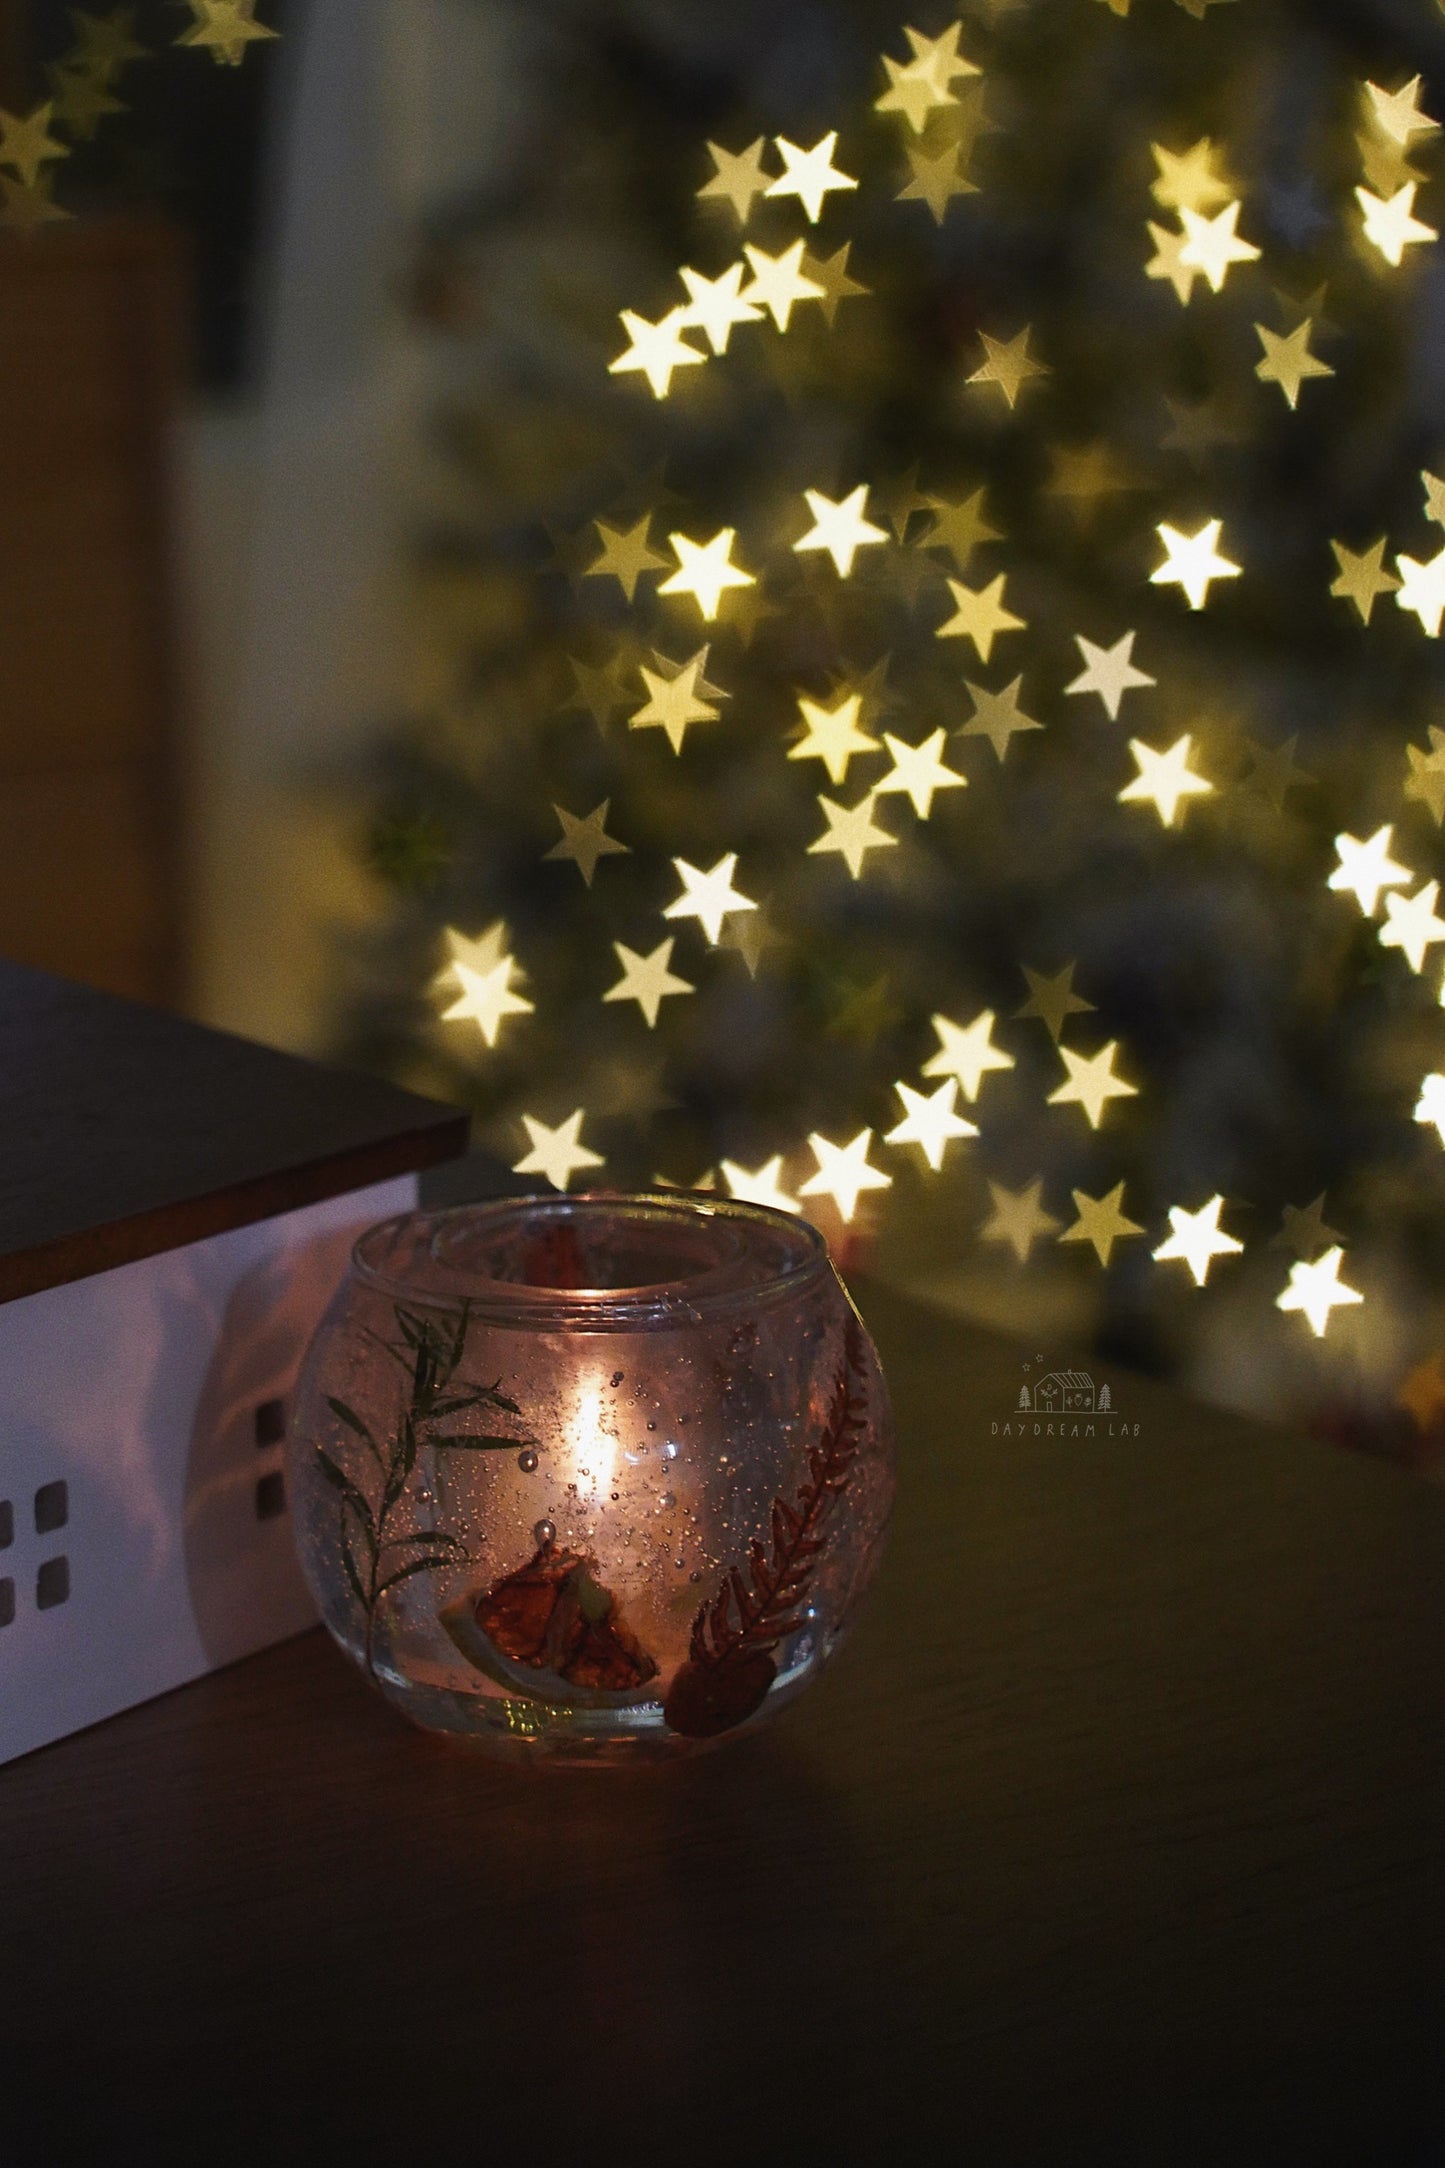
xmin=286 ymin=1192 xmax=895 ymax=1761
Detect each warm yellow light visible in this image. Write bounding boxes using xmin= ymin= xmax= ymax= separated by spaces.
xmin=1177 ymin=200 xmax=1260 ymax=292
xmin=572 ymin=1384 xmax=617 ymax=1502
xmin=1276 ymin=1246 xmax=1363 ymax=1338
xmin=1150 ymin=519 xmax=1240 ymax=609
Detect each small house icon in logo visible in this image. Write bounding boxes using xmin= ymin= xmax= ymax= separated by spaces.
xmin=1009 ymin=1364 xmax=1122 ymax=1432
xmin=1018 ymin=1370 xmax=1107 ymax=1414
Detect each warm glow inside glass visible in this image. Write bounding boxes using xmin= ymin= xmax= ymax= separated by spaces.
xmin=287 ymin=1194 xmax=895 ymax=1762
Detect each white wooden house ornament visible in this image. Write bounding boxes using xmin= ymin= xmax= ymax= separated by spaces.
xmin=0 ymin=961 xmax=467 ymax=1766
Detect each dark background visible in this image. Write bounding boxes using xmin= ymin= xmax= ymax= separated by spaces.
xmin=0 ymin=0 xmax=290 ymax=384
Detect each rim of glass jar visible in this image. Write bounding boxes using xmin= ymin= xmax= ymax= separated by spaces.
xmin=349 ymin=1191 xmax=832 ymax=1329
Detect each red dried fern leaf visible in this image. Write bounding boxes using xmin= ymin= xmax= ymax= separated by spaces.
xmin=687 ymin=1314 xmax=868 ymax=1668
xmin=663 ymin=1318 xmax=870 ymax=1735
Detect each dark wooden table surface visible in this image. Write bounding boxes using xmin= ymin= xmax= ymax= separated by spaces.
xmin=3 ymin=1282 xmax=1444 ymax=2164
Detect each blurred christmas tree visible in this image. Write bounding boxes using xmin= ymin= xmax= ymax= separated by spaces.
xmin=326 ymin=0 xmax=1445 ymax=1464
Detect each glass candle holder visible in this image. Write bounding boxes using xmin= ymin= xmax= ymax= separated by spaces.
xmin=286 ymin=1193 xmax=895 ymax=1761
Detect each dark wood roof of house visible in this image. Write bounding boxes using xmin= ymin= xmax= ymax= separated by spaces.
xmin=0 ymin=959 xmax=468 ymax=1303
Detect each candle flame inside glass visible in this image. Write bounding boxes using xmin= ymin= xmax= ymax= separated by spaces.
xmin=573 ymin=1383 xmax=616 ymax=1500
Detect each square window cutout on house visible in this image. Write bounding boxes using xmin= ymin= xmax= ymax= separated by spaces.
xmin=36 ymin=1556 xmax=69 ymax=1610
xmin=0 ymin=1500 xmax=11 ymax=1550
xmin=255 ymin=1471 xmax=286 ymax=1521
xmin=0 ymin=1578 xmax=13 ymax=1628
xmin=34 ymin=1480 xmax=68 ymax=1535
xmin=254 ymin=1399 xmax=286 ymax=1448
